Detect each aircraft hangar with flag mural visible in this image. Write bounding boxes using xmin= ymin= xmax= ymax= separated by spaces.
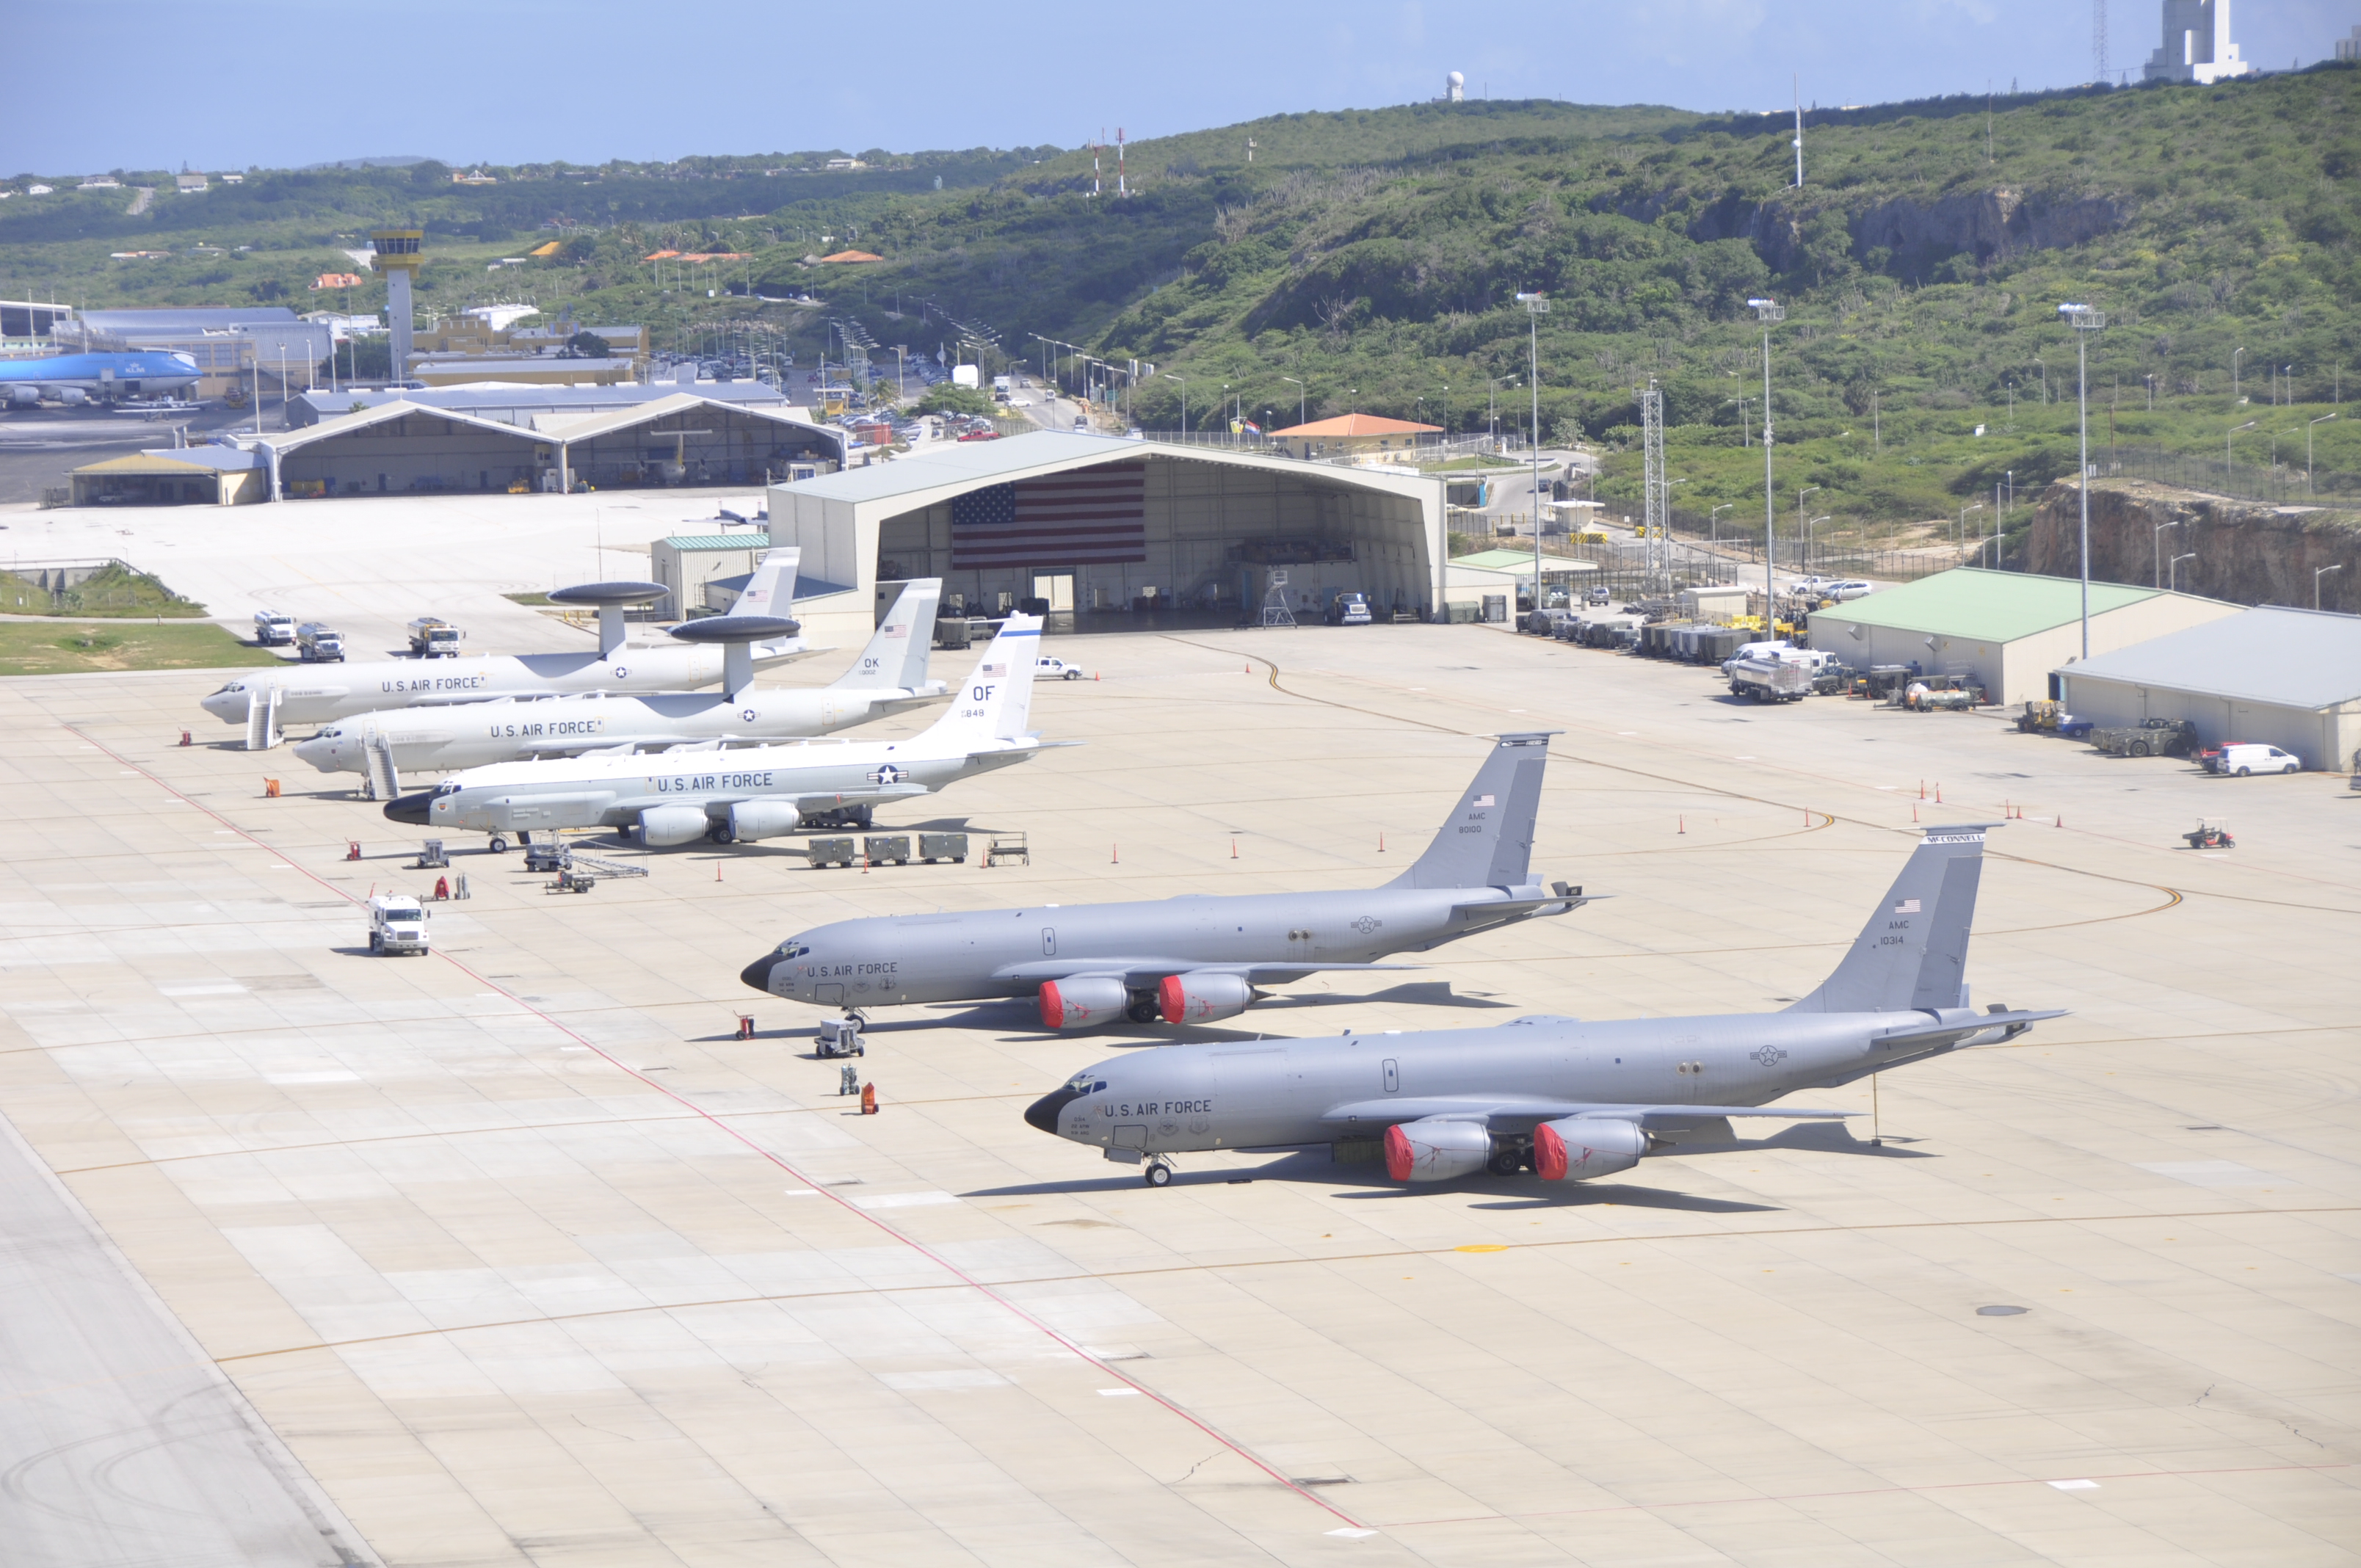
xmin=764 ymin=430 xmax=1446 ymax=644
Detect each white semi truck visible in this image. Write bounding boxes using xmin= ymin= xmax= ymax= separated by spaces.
xmin=253 ymin=611 xmax=296 ymax=647
xmin=367 ymin=894 xmax=430 ymax=955
xmin=407 ymin=617 xmax=463 ymax=658
xmin=1727 ymin=651 xmax=1813 ymax=703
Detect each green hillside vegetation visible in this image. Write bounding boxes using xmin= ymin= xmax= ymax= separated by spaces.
xmin=4 ymin=69 xmax=2354 ymax=545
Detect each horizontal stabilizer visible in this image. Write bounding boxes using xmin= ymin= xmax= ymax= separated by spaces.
xmin=1320 ymin=1097 xmax=1854 ymax=1128
xmin=1872 ymin=1007 xmax=2068 ymax=1050
xmin=1449 ymin=893 xmax=1598 ymax=923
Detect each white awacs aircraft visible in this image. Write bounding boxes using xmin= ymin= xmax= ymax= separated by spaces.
xmin=198 ymin=549 xmax=819 ymax=747
xmin=291 ymin=578 xmax=947 ymax=784
xmin=385 ymin=615 xmax=1056 ymax=849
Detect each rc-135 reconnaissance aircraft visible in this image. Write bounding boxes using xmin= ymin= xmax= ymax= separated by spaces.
xmin=385 ymin=614 xmax=1051 ymax=850
xmin=1023 ymin=821 xmax=2064 ymax=1186
xmin=292 ymin=578 xmax=947 ymax=784
xmin=200 ymin=549 xmax=817 ymax=745
xmin=738 ymin=732 xmax=1592 ymax=1030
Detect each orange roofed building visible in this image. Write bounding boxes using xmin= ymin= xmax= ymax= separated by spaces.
xmin=814 ymin=249 xmax=883 ymax=264
xmin=1269 ymin=411 xmax=1441 ymax=461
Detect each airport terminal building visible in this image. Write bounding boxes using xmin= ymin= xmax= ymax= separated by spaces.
xmin=764 ymin=432 xmax=1449 ymax=645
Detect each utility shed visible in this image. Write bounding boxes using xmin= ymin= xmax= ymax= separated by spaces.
xmin=2056 ymin=606 xmax=2361 ymax=772
xmin=651 ymin=533 xmax=772 ymax=617
xmin=1805 ymin=568 xmax=2240 ymax=706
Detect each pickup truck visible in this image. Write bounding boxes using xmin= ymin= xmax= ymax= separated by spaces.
xmin=367 ymin=894 xmax=429 ymax=956
xmin=2091 ymin=716 xmax=2199 ymax=758
xmin=253 ymin=611 xmax=295 ymax=647
xmin=407 ymin=617 xmax=463 ymax=658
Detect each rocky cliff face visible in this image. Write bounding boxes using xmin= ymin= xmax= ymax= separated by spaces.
xmin=1654 ymin=186 xmax=2128 ymax=275
xmin=2027 ymin=480 xmax=2361 ymax=611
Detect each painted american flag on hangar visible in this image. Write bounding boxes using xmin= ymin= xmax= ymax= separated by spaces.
xmin=949 ymin=461 xmax=1147 ymax=568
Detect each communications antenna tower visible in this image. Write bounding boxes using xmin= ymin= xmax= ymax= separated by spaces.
xmin=1261 ymin=570 xmax=1297 ymax=628
xmin=2092 ymin=0 xmax=2108 ymax=84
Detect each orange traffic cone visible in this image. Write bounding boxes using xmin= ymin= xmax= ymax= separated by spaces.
xmin=860 ymin=1083 xmax=878 ymax=1115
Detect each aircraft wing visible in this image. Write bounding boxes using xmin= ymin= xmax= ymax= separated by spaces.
xmin=1319 ymin=1097 xmax=1855 ymax=1128
xmin=1871 ymin=1008 xmax=2068 ymax=1050
xmin=989 ymin=959 xmax=1413 ymax=988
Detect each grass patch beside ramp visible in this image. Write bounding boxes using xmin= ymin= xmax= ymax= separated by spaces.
xmin=0 ymin=622 xmax=283 ymax=676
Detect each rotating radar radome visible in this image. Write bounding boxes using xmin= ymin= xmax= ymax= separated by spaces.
xmin=547 ymin=580 xmax=669 ymax=658
xmin=667 ymin=615 xmax=802 ymax=644
xmin=545 ymin=581 xmax=668 ymax=608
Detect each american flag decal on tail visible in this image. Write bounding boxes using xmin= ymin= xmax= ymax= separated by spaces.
xmin=951 ymin=462 xmax=1147 ymax=568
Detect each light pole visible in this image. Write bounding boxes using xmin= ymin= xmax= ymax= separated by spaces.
xmin=1280 ymin=375 xmax=1305 ymax=429
xmin=2153 ymin=519 xmax=2179 ymax=589
xmin=1162 ymin=372 xmax=1186 ymax=439
xmin=1796 ymin=484 xmax=1821 ymax=572
xmin=1749 ymin=298 xmax=1785 ymax=630
xmin=2170 ymin=551 xmax=2196 ymax=592
xmin=1515 ymin=292 xmax=1550 ymax=608
xmin=1710 ymin=502 xmax=1733 ymax=555
xmin=1807 ymin=515 xmax=1830 ymax=574
xmin=2059 ymin=302 xmax=2105 ymax=658
xmin=2310 ymin=412 xmax=2338 ymax=495
xmin=1957 ymin=500 xmax=1984 ymax=560
xmin=1728 ymin=396 xmax=1750 ymax=448
xmin=2232 ymin=346 xmax=2244 ymax=404
xmin=2226 ymin=417 xmax=2257 ymax=478
xmin=2319 ymin=564 xmax=2346 ymax=610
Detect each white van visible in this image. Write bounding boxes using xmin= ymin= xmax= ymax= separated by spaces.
xmin=2209 ymin=742 xmax=2300 ymax=777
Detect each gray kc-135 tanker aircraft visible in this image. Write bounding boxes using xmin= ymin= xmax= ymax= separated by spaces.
xmin=200 ymin=548 xmax=816 ymax=740
xmin=386 ymin=614 xmax=1050 ymax=849
xmin=1023 ymin=822 xmax=2064 ymax=1186
xmin=739 ymin=732 xmax=1593 ymax=1028
xmin=292 ymin=578 xmax=947 ymax=782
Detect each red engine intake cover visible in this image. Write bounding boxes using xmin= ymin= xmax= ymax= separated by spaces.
xmin=1534 ymin=1122 xmax=1570 ymax=1181
xmin=1383 ymin=1123 xmax=1414 ymax=1182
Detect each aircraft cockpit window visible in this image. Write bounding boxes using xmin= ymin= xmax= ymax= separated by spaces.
xmin=433 ymin=780 xmax=463 ymax=795
xmin=775 ymin=940 xmax=810 ymax=959
xmin=1064 ymin=1074 xmax=1106 ymax=1095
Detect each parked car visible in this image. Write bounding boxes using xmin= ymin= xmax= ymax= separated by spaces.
xmin=1822 ymin=580 xmax=1875 ymax=601
xmin=2205 ymin=742 xmax=2301 ymax=777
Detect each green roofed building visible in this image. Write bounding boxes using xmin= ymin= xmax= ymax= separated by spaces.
xmin=1805 ymin=568 xmax=2240 ymax=707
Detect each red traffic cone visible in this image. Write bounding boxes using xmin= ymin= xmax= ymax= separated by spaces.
xmin=860 ymin=1083 xmax=878 ymax=1115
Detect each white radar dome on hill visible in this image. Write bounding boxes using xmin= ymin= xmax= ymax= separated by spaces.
xmin=1446 ymin=70 xmax=1465 ymax=101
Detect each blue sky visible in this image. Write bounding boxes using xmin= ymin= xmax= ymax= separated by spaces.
xmin=13 ymin=0 xmax=2354 ymax=173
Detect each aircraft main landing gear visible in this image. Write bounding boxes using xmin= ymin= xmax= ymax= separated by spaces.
xmin=1143 ymin=1160 xmax=1173 ymax=1188
xmin=487 ymin=835 xmax=509 ymax=854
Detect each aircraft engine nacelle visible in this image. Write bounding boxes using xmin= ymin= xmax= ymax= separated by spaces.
xmin=4 ymin=386 xmax=39 ymax=408
xmin=1158 ymin=970 xmax=1252 ymax=1025
xmin=1384 ymin=1117 xmax=1493 ymax=1183
xmin=1039 ymin=976 xmax=1129 ymax=1030
xmin=636 ymin=804 xmax=711 ymax=848
xmin=55 ymin=387 xmax=87 ymax=407
xmin=726 ymin=800 xmax=801 ymax=841
xmin=1533 ymin=1117 xmax=1647 ymax=1181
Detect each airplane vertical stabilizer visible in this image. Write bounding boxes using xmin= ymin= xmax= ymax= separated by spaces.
xmin=718 ymin=548 xmax=799 ymax=625
xmin=1387 ymin=732 xmax=1556 ymax=890
xmin=1784 ymin=824 xmax=2000 ymax=1015
xmin=833 ymin=578 xmax=942 ymax=691
xmin=918 ymin=614 xmax=1042 ymax=746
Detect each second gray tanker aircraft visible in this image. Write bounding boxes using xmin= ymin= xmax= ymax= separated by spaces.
xmin=739 ymin=732 xmax=1592 ymax=1028
xmin=1020 ymin=823 xmax=2064 ymax=1186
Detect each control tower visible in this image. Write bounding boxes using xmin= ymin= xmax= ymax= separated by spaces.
xmin=369 ymin=228 xmax=424 ymax=382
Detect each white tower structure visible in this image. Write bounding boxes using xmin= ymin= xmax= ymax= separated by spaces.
xmin=1446 ymin=70 xmax=1465 ymax=102
xmin=2141 ymin=0 xmax=2252 ymax=83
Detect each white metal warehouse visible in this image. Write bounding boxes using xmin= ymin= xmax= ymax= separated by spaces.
xmin=2055 ymin=606 xmax=2361 ymax=772
xmin=765 ymin=432 xmax=1447 ymax=646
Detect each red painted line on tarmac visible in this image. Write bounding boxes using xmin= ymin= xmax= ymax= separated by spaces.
xmin=70 ymin=724 xmax=1368 ymax=1534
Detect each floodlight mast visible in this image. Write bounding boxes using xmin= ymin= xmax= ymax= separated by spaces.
xmin=2060 ymin=302 xmax=2106 ymax=658
xmin=1517 ymin=292 xmax=1551 ymax=610
xmin=1749 ymin=299 xmax=1785 ymax=633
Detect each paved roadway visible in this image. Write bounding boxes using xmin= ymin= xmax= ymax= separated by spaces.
xmin=0 ymin=620 xmax=2355 ymax=1565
